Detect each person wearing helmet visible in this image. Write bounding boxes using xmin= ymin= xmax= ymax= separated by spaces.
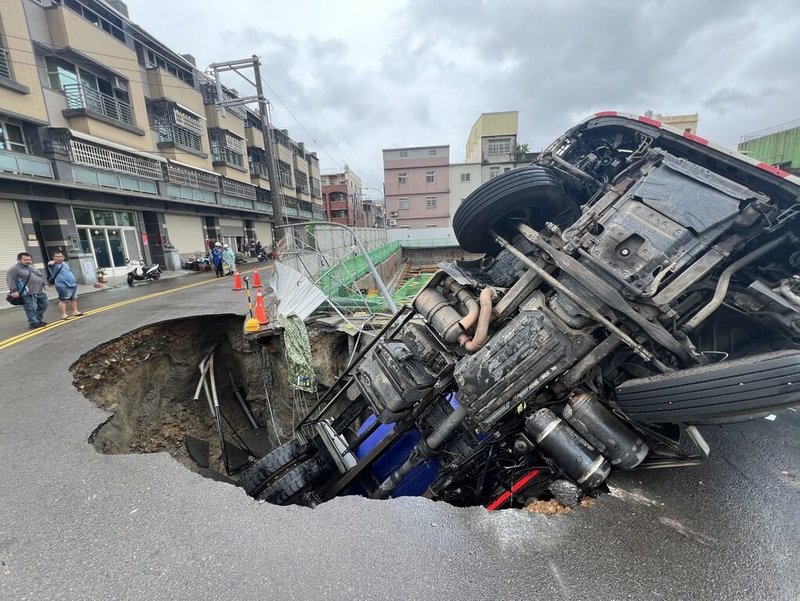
xmin=222 ymin=244 xmax=236 ymax=276
xmin=211 ymin=241 xmax=224 ymax=277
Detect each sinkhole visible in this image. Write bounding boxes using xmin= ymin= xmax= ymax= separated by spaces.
xmin=71 ymin=315 xmax=596 ymax=512
xmin=72 ymin=315 xmax=350 ymax=487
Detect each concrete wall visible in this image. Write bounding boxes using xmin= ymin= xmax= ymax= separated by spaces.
xmin=0 ymin=0 xmax=49 ymax=124
xmin=402 ymin=246 xmax=481 ymax=266
xmin=448 ymin=162 xmax=481 ymax=225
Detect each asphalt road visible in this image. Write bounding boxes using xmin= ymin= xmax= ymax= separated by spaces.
xmin=0 ymin=273 xmax=798 ymax=600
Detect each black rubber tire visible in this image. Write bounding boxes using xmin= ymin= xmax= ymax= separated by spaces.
xmin=257 ymin=454 xmax=333 ymax=505
xmin=453 ymin=165 xmax=580 ymax=253
xmin=126 ymin=275 xmax=134 ymax=286
xmin=152 ymin=271 xmax=161 ymax=281
xmin=237 ymin=439 xmax=316 ymax=497
xmin=616 ymin=350 xmax=800 ymax=423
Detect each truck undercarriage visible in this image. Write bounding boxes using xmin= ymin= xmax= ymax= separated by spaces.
xmin=239 ymin=113 xmax=800 ymax=509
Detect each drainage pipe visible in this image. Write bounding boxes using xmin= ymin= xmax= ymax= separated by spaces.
xmin=372 ymin=406 xmax=468 ymax=499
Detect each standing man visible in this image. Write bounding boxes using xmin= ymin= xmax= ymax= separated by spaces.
xmin=211 ymin=242 xmax=224 ymax=278
xmin=48 ymin=251 xmax=83 ymax=320
xmin=6 ymin=252 xmax=49 ymax=329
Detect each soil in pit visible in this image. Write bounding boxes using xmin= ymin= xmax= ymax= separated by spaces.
xmin=72 ymin=315 xmax=351 ymax=478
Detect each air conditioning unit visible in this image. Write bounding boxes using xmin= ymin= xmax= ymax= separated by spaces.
xmin=390 ymin=211 xmax=398 ymax=217
xmin=389 ymin=219 xmax=397 ymax=227
xmin=111 ymin=76 xmax=128 ymax=92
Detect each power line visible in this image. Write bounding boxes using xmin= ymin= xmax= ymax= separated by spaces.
xmin=258 ymin=77 xmax=345 ymax=171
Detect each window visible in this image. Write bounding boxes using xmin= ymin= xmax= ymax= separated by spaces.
xmin=398 ymin=198 xmax=409 ymax=210
xmin=489 ymin=166 xmax=501 ymax=179
xmin=460 ymin=172 xmax=471 ymax=183
xmin=0 ymin=121 xmax=27 ymax=154
xmin=277 ymin=160 xmax=293 ymax=187
xmin=426 ymin=171 xmax=435 ymax=183
xmin=426 ymin=196 xmax=437 ymax=209
xmin=426 ymin=224 xmax=437 ymax=228
xmin=398 ymin=172 xmax=407 ymax=184
xmin=487 ymin=137 xmax=512 ymax=155
xmin=209 ymin=129 xmax=245 ymax=168
xmin=45 ymin=56 xmax=78 ymax=91
xmin=428 ymin=148 xmax=437 ymax=156
xmin=504 ymin=167 xmax=512 ymax=173
xmin=398 ymin=150 xmax=408 ymax=158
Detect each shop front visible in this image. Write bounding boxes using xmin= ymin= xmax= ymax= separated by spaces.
xmin=73 ymin=207 xmax=142 ymax=277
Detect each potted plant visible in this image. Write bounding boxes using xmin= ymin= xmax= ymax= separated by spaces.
xmin=95 ymin=267 xmax=107 ymax=284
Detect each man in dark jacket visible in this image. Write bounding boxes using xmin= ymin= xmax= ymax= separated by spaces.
xmin=6 ymin=252 xmax=49 ymax=329
xmin=211 ymin=242 xmax=224 ymax=278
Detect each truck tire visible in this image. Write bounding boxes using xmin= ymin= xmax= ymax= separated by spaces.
xmin=453 ymin=166 xmax=579 ymax=254
xmin=257 ymin=454 xmax=333 ymax=506
xmin=615 ymin=350 xmax=800 ymax=423
xmin=238 ymin=439 xmax=316 ymax=497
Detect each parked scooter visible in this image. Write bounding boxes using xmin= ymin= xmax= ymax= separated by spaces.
xmin=126 ymin=259 xmax=162 ymax=286
xmin=257 ymin=249 xmax=277 ymax=262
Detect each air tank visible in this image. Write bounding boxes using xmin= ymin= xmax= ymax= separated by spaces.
xmin=525 ymin=408 xmax=610 ymax=489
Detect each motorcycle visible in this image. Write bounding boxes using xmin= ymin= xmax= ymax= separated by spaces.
xmin=126 ymin=259 xmax=162 ymax=287
xmin=257 ymin=249 xmax=277 ymax=262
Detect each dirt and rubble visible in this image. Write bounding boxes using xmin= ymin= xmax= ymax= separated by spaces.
xmin=72 ymin=315 xmax=352 ymax=476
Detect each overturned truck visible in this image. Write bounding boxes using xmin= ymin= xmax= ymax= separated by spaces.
xmin=240 ymin=112 xmax=800 ymax=508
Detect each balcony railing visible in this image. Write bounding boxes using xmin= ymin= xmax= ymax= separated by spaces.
xmin=0 ymin=47 xmax=10 ymax=80
xmin=63 ymin=83 xmax=134 ymax=126
xmin=0 ymin=149 xmax=54 ymax=179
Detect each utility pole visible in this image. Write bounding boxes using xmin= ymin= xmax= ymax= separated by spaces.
xmin=209 ymin=56 xmax=286 ymax=241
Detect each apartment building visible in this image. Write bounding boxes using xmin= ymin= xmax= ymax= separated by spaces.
xmin=362 ymin=198 xmax=385 ymax=229
xmin=383 ymin=145 xmax=450 ymax=229
xmin=465 ymin=111 xmax=522 ymax=183
xmin=0 ymin=0 xmax=324 ymax=282
xmin=321 ymin=166 xmax=364 ymax=227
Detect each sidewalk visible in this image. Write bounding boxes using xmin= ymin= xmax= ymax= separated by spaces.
xmin=0 ymin=268 xmax=196 ymax=311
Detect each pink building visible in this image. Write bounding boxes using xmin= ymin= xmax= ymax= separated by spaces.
xmin=383 ymin=145 xmax=450 ymax=229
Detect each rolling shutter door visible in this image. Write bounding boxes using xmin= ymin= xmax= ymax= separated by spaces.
xmin=0 ymin=201 xmax=26 ymax=271
xmin=219 ymin=218 xmax=244 ymax=237
xmin=163 ymin=214 xmax=205 ymax=256
xmin=253 ymin=220 xmax=273 ymax=247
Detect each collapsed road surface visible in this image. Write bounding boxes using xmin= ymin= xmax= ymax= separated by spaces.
xmin=0 ymin=277 xmax=798 ymax=600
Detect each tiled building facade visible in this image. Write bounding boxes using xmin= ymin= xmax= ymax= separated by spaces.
xmin=0 ymin=0 xmax=323 ymax=281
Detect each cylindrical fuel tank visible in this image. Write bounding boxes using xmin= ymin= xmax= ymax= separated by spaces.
xmin=525 ymin=408 xmax=610 ymax=489
xmin=562 ymin=391 xmax=649 ymax=469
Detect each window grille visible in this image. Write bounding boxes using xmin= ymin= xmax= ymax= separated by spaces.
xmin=69 ymin=139 xmax=162 ymax=179
xmin=163 ymin=162 xmax=220 ymax=191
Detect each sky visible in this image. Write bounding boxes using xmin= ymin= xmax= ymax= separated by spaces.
xmin=126 ymin=0 xmax=800 ymax=195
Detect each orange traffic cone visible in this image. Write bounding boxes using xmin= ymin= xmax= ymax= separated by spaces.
xmin=232 ymin=271 xmax=244 ymax=291
xmin=252 ymin=269 xmax=263 ymax=288
xmin=253 ymin=289 xmax=269 ymax=325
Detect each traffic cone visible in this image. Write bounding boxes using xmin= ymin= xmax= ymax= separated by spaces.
xmin=253 ymin=289 xmax=269 ymax=325
xmin=252 ymin=269 xmax=263 ymax=288
xmin=232 ymin=271 xmax=244 ymax=291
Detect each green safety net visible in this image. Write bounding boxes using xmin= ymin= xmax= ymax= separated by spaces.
xmin=316 ymin=241 xmax=401 ymax=312
xmin=310 ymin=240 xmax=444 ymax=313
